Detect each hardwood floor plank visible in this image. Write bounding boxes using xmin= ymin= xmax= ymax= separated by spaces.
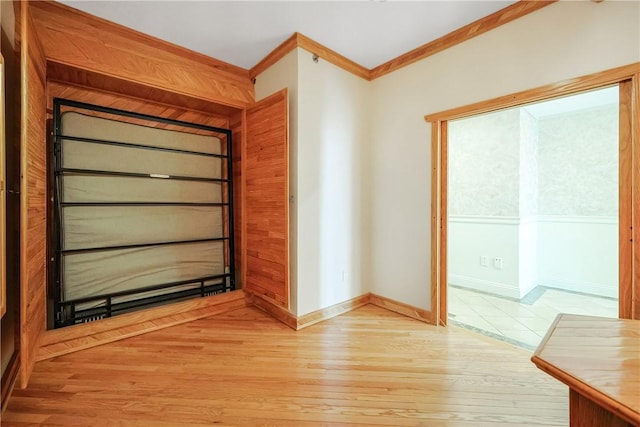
xmin=3 ymin=305 xmax=568 ymax=426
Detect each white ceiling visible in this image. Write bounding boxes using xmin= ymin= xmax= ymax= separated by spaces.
xmin=523 ymin=86 xmax=619 ymax=119
xmin=59 ymin=1 xmax=516 ymax=70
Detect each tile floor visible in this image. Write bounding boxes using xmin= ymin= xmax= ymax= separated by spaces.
xmin=447 ymin=285 xmax=618 ymax=350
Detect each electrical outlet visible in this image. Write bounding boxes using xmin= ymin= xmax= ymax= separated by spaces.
xmin=493 ymin=257 xmax=503 ymax=269
xmin=480 ymin=256 xmax=489 ymax=267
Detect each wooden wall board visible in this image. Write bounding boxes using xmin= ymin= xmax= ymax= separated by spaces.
xmin=1 ymin=52 xmax=6 ymax=319
xmin=30 ymin=1 xmax=254 ymax=107
xmin=19 ymin=1 xmax=48 ymax=389
xmin=620 ymin=80 xmax=633 ymax=319
xmin=47 ymin=81 xmax=231 ymax=131
xmin=633 ymin=72 xmax=640 ymax=320
xmin=230 ymin=110 xmax=244 ymax=288
xmin=47 ymin=62 xmax=243 ymax=118
xmin=244 ymin=89 xmax=289 ymax=308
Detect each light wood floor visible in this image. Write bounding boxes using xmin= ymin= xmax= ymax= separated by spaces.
xmin=3 ymin=305 xmax=568 ymax=426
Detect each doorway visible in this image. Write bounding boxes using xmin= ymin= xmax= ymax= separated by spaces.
xmin=426 ymin=65 xmax=639 ymax=338
xmin=446 ymin=87 xmax=619 ymax=349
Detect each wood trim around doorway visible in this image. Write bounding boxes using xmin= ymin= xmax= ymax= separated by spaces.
xmin=425 ymin=62 xmax=640 ymax=324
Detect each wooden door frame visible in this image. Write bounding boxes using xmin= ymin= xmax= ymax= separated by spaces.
xmin=425 ymin=63 xmax=640 ymax=325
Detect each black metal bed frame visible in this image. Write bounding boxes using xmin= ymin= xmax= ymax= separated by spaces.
xmin=51 ymin=98 xmax=235 ymax=328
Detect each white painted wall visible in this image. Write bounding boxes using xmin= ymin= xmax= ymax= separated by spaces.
xmin=296 ymin=49 xmax=370 ymax=316
xmin=537 ymin=217 xmax=618 ymax=299
xmin=448 ymin=100 xmax=618 ymax=299
xmin=254 ymin=1 xmax=638 ymax=314
xmin=369 ymin=1 xmax=640 ymax=309
xmin=255 ymin=48 xmax=370 ymax=316
xmin=448 ymin=217 xmax=521 ymax=298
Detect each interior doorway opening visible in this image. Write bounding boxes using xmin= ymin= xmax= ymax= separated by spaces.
xmin=446 ymin=86 xmax=619 ymax=349
xmin=448 ymin=87 xmax=621 ymax=348
xmin=426 ymin=67 xmax=639 ymax=349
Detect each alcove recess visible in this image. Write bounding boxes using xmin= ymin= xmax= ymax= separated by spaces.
xmin=19 ymin=1 xmax=289 ymax=388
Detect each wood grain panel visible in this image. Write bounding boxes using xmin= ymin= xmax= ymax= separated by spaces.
xmin=38 ymin=290 xmax=248 ymax=361
xmin=47 ymin=81 xmax=230 ymax=132
xmin=570 ymin=390 xmax=633 ymax=427
xmin=47 ymin=62 xmax=242 ymax=118
xmin=1 ymin=52 xmax=6 ymax=319
xmin=230 ymin=111 xmax=244 ymax=287
xmin=619 ymin=80 xmax=633 ymax=319
xmin=370 ymin=1 xmax=556 ymax=79
xmin=19 ymin=1 xmax=48 ymax=389
xmin=438 ymin=121 xmax=448 ymax=327
xmin=244 ymin=89 xmax=289 ymax=307
xmin=30 ymin=1 xmax=254 ymax=107
xmin=429 ymin=122 xmax=440 ymax=326
xmin=532 ymin=314 xmax=640 ymax=426
xmin=633 ymin=73 xmax=640 ymax=320
xmin=4 ymin=305 xmax=569 ymax=426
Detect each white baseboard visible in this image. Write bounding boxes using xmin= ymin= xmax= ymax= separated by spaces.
xmin=448 ymin=274 xmax=520 ymax=299
xmin=538 ymin=278 xmax=617 ymax=299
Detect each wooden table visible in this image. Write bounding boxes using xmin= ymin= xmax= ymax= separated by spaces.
xmin=531 ymin=314 xmax=640 ymax=427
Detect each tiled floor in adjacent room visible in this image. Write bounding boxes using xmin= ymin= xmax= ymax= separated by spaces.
xmin=448 ymin=285 xmax=618 ymax=350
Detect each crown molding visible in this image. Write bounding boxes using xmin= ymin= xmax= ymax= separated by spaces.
xmin=369 ymin=0 xmax=557 ymax=80
xmin=250 ymin=1 xmax=556 ymax=82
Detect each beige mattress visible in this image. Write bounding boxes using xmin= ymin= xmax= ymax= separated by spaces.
xmin=59 ymin=112 xmax=227 ymax=309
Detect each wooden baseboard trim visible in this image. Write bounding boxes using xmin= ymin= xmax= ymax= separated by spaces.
xmin=370 ymin=293 xmax=434 ymax=324
xmin=296 ymin=294 xmax=371 ymax=330
xmin=37 ymin=290 xmax=248 ymax=361
xmin=248 ymin=291 xmax=436 ymax=329
xmin=34 ymin=290 xmax=436 ymax=363
xmin=246 ymin=291 xmax=298 ymax=330
xmin=1 ymin=352 xmax=20 ymax=411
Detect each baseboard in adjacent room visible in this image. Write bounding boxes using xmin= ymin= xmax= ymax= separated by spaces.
xmin=449 ymin=274 xmax=521 ymax=299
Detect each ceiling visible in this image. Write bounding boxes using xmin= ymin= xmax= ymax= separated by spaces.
xmin=59 ymin=1 xmax=517 ymax=70
xmin=523 ymin=86 xmax=619 ymax=119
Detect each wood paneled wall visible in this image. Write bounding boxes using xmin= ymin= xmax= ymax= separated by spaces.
xmin=19 ymin=1 xmax=48 ymax=389
xmin=47 ymin=62 xmax=241 ymax=118
xmin=230 ymin=110 xmax=245 ymax=287
xmin=30 ymin=1 xmax=254 ymax=108
xmin=244 ymin=90 xmax=289 ymax=307
xmin=47 ymin=82 xmax=231 ymax=130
